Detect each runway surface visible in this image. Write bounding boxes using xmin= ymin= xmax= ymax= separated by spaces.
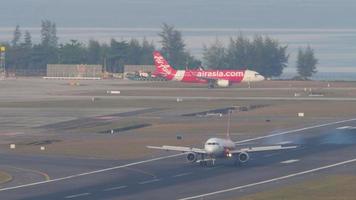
xmin=1 ymin=118 xmax=356 ymax=200
xmin=112 ymin=95 xmax=356 ymax=101
xmin=3 ymin=95 xmax=356 ymax=103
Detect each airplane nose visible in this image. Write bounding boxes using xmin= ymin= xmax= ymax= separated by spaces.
xmin=205 ymin=145 xmax=215 ymax=154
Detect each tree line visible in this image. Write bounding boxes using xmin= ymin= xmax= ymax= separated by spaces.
xmin=1 ymin=21 xmax=317 ymax=79
xmin=4 ymin=20 xmax=157 ymax=73
xmin=203 ymin=36 xmax=289 ymax=77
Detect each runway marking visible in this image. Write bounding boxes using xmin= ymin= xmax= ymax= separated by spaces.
xmin=103 ymin=185 xmax=127 ymax=192
xmin=178 ymin=158 xmax=356 ymax=200
xmin=124 ymin=167 xmax=157 ymax=178
xmin=336 ymin=126 xmax=352 ymax=130
xmin=138 ymin=178 xmax=161 ymax=185
xmin=3 ymin=165 xmax=50 ymax=181
xmin=336 ymin=126 xmax=356 ymax=130
xmin=1 ymin=118 xmax=356 ymax=192
xmin=280 ymin=159 xmax=300 ymax=164
xmin=235 ymin=118 xmax=356 ymax=144
xmin=277 ymin=141 xmax=292 ymax=145
xmin=172 ymin=172 xmax=192 ymax=178
xmin=263 ymin=153 xmax=280 ymax=158
xmin=0 ymin=153 xmax=183 ymax=192
xmin=65 ymin=192 xmax=91 ymax=199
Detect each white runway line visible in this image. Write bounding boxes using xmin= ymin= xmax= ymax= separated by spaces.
xmin=336 ymin=126 xmax=352 ymax=130
xmin=0 ymin=153 xmax=183 ymax=192
xmin=277 ymin=141 xmax=292 ymax=145
xmin=138 ymin=179 xmax=161 ymax=185
xmin=336 ymin=126 xmax=356 ymax=130
xmin=280 ymin=159 xmax=300 ymax=164
xmin=65 ymin=192 xmax=91 ymax=199
xmin=103 ymin=185 xmax=127 ymax=192
xmin=172 ymin=172 xmax=192 ymax=178
xmin=178 ymin=158 xmax=356 ymax=200
xmin=263 ymin=153 xmax=280 ymax=158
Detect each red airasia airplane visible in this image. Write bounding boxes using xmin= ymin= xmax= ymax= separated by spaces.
xmin=153 ymin=51 xmax=264 ymax=87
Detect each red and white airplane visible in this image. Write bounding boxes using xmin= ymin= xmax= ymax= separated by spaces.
xmin=153 ymin=51 xmax=265 ymax=88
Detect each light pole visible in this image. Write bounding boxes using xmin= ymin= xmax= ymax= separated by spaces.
xmin=0 ymin=46 xmax=5 ymax=78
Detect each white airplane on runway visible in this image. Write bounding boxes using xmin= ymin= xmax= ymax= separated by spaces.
xmin=147 ymin=112 xmax=297 ymax=166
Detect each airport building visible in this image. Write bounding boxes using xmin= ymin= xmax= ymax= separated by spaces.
xmin=124 ymin=65 xmax=155 ymax=74
xmin=45 ymin=64 xmax=103 ymax=79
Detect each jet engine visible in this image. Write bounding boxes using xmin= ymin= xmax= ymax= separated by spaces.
xmin=238 ymin=152 xmax=249 ymax=163
xmin=216 ymin=79 xmax=230 ymax=87
xmin=186 ymin=152 xmax=197 ymax=163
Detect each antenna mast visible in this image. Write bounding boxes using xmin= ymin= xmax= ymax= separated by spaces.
xmin=226 ymin=109 xmax=231 ymax=139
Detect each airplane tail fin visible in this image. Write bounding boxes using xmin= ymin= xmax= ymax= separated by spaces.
xmin=153 ymin=51 xmax=176 ymax=80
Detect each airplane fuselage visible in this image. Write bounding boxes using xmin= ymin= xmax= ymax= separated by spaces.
xmin=170 ymin=69 xmax=264 ymax=84
xmin=152 ymin=51 xmax=264 ymax=87
xmin=204 ymin=137 xmax=236 ymax=158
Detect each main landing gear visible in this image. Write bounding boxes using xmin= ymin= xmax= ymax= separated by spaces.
xmin=197 ymin=154 xmax=216 ymax=167
xmin=197 ymin=159 xmax=216 ymax=167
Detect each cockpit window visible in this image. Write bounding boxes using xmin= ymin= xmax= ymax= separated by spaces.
xmin=255 ymin=73 xmax=260 ymax=77
xmin=207 ymin=142 xmax=219 ymax=145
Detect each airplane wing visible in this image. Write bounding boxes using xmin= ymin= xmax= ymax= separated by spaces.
xmin=147 ymin=145 xmax=206 ymax=154
xmin=229 ymin=145 xmax=297 ymax=154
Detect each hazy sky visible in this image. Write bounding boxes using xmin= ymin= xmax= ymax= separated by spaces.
xmin=1 ymin=0 xmax=356 ymax=28
xmin=1 ymin=0 xmax=356 ymax=74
